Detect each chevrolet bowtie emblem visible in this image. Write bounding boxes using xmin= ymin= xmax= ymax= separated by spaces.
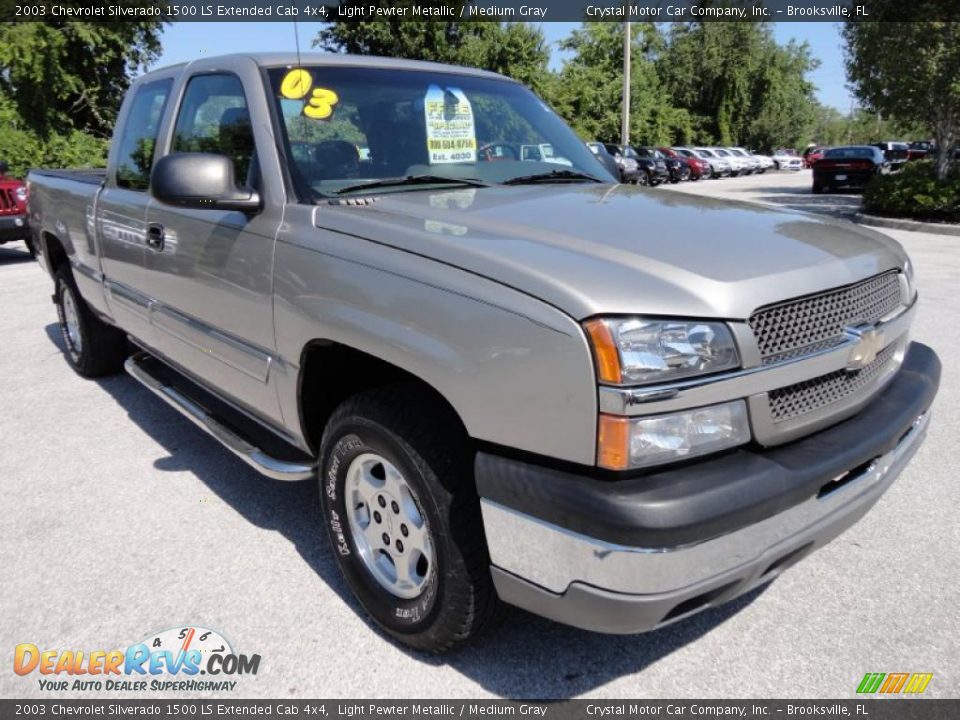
xmin=845 ymin=324 xmax=885 ymax=371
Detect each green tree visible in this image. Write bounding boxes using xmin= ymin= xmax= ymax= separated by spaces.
xmin=552 ymin=23 xmax=688 ymax=145
xmin=314 ymin=12 xmax=551 ymax=95
xmin=842 ymin=16 xmax=960 ymax=178
xmin=0 ymin=19 xmax=162 ymax=175
xmin=659 ymin=23 xmax=818 ymax=150
xmin=0 ymin=20 xmax=163 ymax=138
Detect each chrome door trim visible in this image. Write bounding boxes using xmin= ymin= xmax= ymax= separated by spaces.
xmin=149 ymin=303 xmax=273 ymax=384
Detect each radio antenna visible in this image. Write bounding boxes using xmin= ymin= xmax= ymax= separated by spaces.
xmin=293 ymin=17 xmax=303 ymax=68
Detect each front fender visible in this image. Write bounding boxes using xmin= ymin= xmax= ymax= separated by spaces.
xmin=272 ymin=229 xmax=598 ymax=466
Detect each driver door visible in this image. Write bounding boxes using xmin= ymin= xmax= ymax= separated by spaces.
xmin=142 ymin=71 xmax=283 ymax=423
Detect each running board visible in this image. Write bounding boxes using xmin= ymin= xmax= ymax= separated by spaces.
xmin=125 ymin=353 xmax=315 ymax=482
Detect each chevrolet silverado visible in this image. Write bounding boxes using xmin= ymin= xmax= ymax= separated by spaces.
xmin=27 ymin=53 xmax=940 ymax=652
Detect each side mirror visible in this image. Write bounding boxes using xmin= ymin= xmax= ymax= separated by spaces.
xmin=151 ymin=153 xmax=261 ymax=213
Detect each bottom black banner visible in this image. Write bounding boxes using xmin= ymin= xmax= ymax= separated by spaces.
xmin=0 ymin=700 xmax=957 ymax=720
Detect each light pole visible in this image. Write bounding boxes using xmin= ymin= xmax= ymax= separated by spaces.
xmin=621 ymin=20 xmax=631 ymax=147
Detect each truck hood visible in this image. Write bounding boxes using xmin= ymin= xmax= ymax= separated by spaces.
xmin=313 ymin=184 xmax=907 ymax=320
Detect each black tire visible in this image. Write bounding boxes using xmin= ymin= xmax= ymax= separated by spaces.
xmin=24 ymin=236 xmax=36 ymax=258
xmin=812 ymin=182 xmax=823 ymax=194
xmin=54 ymin=266 xmax=127 ymax=377
xmin=319 ymin=384 xmax=503 ymax=652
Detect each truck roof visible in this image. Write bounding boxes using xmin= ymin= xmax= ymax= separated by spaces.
xmin=138 ymin=52 xmax=514 ymax=83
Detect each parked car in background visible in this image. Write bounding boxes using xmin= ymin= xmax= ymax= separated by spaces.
xmin=521 ymin=143 xmax=574 ymax=167
xmin=0 ymin=160 xmax=31 ymax=254
xmin=692 ymin=147 xmax=732 ymax=178
xmin=712 ymin=147 xmax=747 ymax=176
xmin=871 ymin=142 xmax=910 ymax=172
xmin=802 ymin=146 xmax=826 ymax=168
xmin=727 ymin=147 xmax=760 ymax=175
xmin=908 ymin=141 xmax=934 ymax=161
xmin=626 ymin=146 xmax=670 ymax=186
xmin=656 ymin=148 xmax=691 ymax=183
xmin=772 ymin=148 xmax=804 ymax=171
xmin=812 ymin=145 xmax=890 ymax=194
xmin=586 ymin=142 xmax=623 ymax=181
xmin=666 ymin=147 xmax=710 ymax=180
xmin=750 ymin=152 xmax=775 ymax=173
xmin=601 ymin=143 xmax=644 ymax=184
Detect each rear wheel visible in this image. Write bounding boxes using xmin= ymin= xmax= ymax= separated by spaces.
xmin=319 ymin=385 xmax=503 ymax=652
xmin=812 ymin=181 xmax=824 ymax=194
xmin=54 ymin=266 xmax=127 ymax=377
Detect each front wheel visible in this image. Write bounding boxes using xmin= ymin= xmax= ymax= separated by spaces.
xmin=54 ymin=266 xmax=127 ymax=377
xmin=319 ymin=385 xmax=503 ymax=652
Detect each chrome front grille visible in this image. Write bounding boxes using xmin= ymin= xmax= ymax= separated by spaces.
xmin=749 ymin=271 xmax=903 ymax=364
xmin=768 ymin=342 xmax=898 ymax=423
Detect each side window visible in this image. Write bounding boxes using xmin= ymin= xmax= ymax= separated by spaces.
xmin=172 ymin=74 xmax=256 ymax=185
xmin=114 ymin=79 xmax=172 ymax=191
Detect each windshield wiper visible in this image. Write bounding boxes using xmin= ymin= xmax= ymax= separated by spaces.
xmin=334 ymin=174 xmax=489 ymax=195
xmin=502 ymin=169 xmax=603 ymax=185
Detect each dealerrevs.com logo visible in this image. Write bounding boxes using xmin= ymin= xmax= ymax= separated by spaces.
xmin=14 ymin=626 xmax=261 ymax=692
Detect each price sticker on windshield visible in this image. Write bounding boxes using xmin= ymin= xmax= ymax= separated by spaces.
xmin=424 ymin=85 xmax=477 ymax=165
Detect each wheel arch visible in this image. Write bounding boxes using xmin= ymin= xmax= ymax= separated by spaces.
xmin=296 ymin=340 xmax=468 ymax=456
xmin=41 ymin=230 xmax=69 ymax=278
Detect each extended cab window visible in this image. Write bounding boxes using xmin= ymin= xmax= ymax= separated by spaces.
xmin=114 ymin=79 xmax=172 ymax=191
xmin=172 ymin=74 xmax=256 ymax=185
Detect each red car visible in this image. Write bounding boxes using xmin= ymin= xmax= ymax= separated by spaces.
xmin=802 ymin=146 xmax=826 ymax=168
xmin=661 ymin=147 xmax=710 ymax=180
xmin=0 ymin=161 xmax=31 ymax=253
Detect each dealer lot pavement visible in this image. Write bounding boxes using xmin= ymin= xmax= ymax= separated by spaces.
xmin=1 ymin=171 xmax=957 ymax=698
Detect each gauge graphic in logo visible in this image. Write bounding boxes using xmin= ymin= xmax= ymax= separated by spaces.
xmin=140 ymin=626 xmax=232 ymax=669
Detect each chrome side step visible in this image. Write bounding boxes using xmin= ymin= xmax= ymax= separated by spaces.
xmin=125 ymin=353 xmax=315 ymax=481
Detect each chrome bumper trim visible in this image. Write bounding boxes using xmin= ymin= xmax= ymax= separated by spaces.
xmin=482 ymin=411 xmax=929 ymax=596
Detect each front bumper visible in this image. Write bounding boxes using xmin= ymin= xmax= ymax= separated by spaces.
xmin=0 ymin=214 xmax=30 ymax=241
xmin=478 ymin=342 xmax=939 ymax=633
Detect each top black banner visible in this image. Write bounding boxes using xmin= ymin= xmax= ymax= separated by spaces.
xmin=2 ymin=0 xmax=960 ymax=23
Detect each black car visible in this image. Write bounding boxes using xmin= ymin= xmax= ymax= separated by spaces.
xmin=812 ymin=145 xmax=889 ymax=194
xmin=626 ymin=146 xmax=671 ymax=186
xmin=659 ymin=152 xmax=691 ymax=183
xmin=871 ymin=142 xmax=909 ymax=172
xmin=586 ymin=142 xmax=626 ymax=182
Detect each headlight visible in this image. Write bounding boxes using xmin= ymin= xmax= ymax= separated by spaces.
xmin=15 ymin=186 xmax=27 ymax=203
xmin=583 ymin=317 xmax=739 ymax=385
xmin=623 ymin=158 xmax=639 ymax=171
xmin=598 ymin=400 xmax=750 ymax=470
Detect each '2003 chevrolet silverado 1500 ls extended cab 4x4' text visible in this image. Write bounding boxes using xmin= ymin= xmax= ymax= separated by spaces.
xmin=27 ymin=53 xmax=940 ymax=652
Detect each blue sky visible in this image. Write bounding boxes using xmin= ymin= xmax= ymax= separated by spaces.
xmin=154 ymin=21 xmax=852 ymax=111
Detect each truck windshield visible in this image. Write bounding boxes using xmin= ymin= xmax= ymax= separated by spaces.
xmin=267 ymin=65 xmax=613 ymax=198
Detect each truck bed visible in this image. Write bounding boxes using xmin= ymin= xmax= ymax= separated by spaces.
xmin=29 ymin=168 xmax=106 ymax=186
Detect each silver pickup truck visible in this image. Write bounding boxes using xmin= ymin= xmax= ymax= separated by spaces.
xmin=27 ymin=53 xmax=940 ymax=652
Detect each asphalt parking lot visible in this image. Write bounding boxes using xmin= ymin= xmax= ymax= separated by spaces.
xmin=1 ymin=170 xmax=957 ymax=699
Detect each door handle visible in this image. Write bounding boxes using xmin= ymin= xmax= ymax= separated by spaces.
xmin=146 ymin=223 xmax=165 ymax=251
